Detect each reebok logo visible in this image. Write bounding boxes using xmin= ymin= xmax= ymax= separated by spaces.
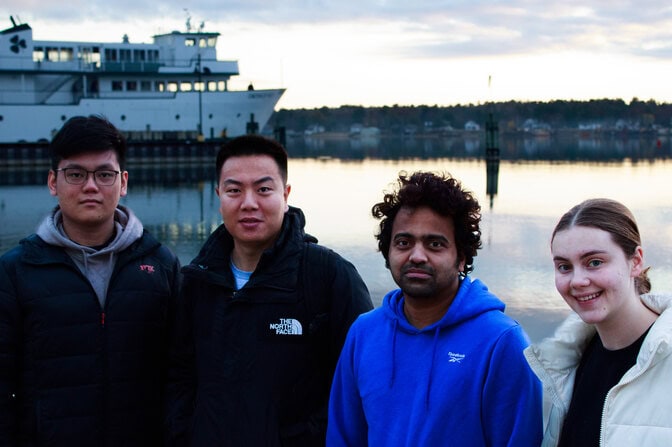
xmin=269 ymin=318 xmax=303 ymax=335
xmin=448 ymin=352 xmax=465 ymax=363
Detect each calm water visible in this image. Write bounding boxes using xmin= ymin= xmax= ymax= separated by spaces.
xmin=2 ymin=135 xmax=672 ymax=342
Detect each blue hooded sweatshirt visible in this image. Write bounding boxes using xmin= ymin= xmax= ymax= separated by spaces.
xmin=327 ymin=277 xmax=542 ymax=446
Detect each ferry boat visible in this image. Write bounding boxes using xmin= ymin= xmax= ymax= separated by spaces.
xmin=0 ymin=17 xmax=285 ymax=143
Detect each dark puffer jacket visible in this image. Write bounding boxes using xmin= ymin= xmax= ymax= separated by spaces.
xmin=0 ymin=232 xmax=180 ymax=447
xmin=166 ymin=206 xmax=373 ymax=447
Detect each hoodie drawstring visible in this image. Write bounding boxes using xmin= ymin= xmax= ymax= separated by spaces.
xmin=389 ymin=319 xmax=399 ymax=388
xmin=425 ymin=326 xmax=440 ymax=409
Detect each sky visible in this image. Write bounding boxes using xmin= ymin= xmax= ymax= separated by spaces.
xmin=2 ymin=1 xmax=672 ymax=110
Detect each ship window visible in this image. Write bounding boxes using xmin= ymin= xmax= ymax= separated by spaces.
xmin=180 ymin=82 xmax=193 ymax=92
xmin=105 ymin=48 xmax=117 ymax=61
xmin=47 ymin=47 xmax=59 ymax=61
xmin=133 ymin=50 xmax=145 ymax=62
xmin=207 ymin=81 xmax=217 ymax=91
xmin=91 ymin=48 xmax=101 ymax=67
xmin=119 ymin=49 xmax=131 ymax=62
xmin=112 ymin=81 xmax=123 ymax=91
xmin=218 ymin=81 xmax=226 ymax=91
xmin=126 ymin=81 xmax=137 ymax=91
xmin=185 ymin=38 xmax=196 ymax=47
xmin=33 ymin=47 xmax=45 ymax=62
xmin=194 ymin=81 xmax=204 ymax=91
xmin=155 ymin=81 xmax=165 ymax=92
xmin=147 ymin=50 xmax=159 ymax=62
xmin=199 ymin=38 xmax=207 ymax=48
xmin=141 ymin=81 xmax=151 ymax=91
xmin=167 ymin=82 xmax=178 ymax=92
xmin=80 ymin=47 xmax=92 ymax=62
xmin=208 ymin=37 xmax=217 ymax=47
xmin=60 ymin=48 xmax=74 ymax=62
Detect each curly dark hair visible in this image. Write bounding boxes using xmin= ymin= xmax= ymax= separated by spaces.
xmin=371 ymin=171 xmax=482 ymax=277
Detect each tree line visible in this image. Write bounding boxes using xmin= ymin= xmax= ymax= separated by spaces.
xmin=268 ymin=98 xmax=672 ymax=133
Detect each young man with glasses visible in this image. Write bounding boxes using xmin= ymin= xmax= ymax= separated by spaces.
xmin=0 ymin=115 xmax=181 ymax=446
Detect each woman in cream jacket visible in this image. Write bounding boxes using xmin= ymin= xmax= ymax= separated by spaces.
xmin=524 ymin=198 xmax=672 ymax=446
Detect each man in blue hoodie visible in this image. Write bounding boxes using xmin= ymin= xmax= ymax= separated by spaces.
xmin=327 ymin=171 xmax=542 ymax=446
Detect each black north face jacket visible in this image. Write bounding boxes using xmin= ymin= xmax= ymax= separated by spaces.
xmin=166 ymin=206 xmax=372 ymax=446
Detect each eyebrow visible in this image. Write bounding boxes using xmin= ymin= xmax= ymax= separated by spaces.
xmin=222 ymin=176 xmax=275 ymax=186
xmin=393 ymin=232 xmax=449 ymax=243
xmin=553 ymin=249 xmax=607 ymax=262
xmin=61 ymin=162 xmax=117 ymax=170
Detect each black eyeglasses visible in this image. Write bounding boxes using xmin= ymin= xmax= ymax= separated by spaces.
xmin=55 ymin=168 xmax=121 ymax=186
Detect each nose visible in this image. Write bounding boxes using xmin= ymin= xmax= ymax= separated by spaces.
xmin=240 ymin=190 xmax=258 ymax=209
xmin=408 ymin=244 xmax=428 ymax=264
xmin=82 ymin=172 xmax=99 ymax=189
xmin=569 ymin=268 xmax=590 ymax=288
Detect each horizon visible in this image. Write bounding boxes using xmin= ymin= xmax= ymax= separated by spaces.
xmin=274 ymin=96 xmax=671 ymax=111
xmin=2 ymin=2 xmax=671 ymax=110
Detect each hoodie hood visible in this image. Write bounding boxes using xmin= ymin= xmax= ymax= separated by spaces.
xmin=382 ymin=276 xmax=506 ymax=333
xmin=36 ymin=205 xmax=144 ymax=307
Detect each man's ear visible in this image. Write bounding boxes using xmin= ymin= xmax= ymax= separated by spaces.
xmin=48 ymin=170 xmax=58 ymax=196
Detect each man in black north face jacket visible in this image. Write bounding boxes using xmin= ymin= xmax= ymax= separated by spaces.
xmin=166 ymin=135 xmax=372 ymax=446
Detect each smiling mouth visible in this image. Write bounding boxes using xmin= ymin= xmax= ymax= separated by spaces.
xmin=576 ymin=291 xmax=601 ymax=302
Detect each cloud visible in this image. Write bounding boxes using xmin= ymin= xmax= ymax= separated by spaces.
xmin=2 ymin=1 xmax=672 ymax=107
xmin=3 ymin=0 xmax=672 ymax=59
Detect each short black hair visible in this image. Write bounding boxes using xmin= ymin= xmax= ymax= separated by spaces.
xmin=372 ymin=171 xmax=482 ymax=276
xmin=50 ymin=115 xmax=127 ymax=170
xmin=215 ymin=135 xmax=288 ymax=184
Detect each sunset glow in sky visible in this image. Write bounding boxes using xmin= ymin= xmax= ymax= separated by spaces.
xmin=2 ymin=2 xmax=672 ymax=110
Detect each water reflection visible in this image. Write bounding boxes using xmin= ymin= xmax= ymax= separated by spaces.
xmin=2 ymin=137 xmax=672 ymax=342
xmin=290 ymin=133 xmax=671 ymax=162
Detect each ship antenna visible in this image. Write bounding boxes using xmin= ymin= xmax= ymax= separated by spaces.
xmin=10 ymin=16 xmax=17 ymax=27
xmin=184 ymin=9 xmax=192 ymax=32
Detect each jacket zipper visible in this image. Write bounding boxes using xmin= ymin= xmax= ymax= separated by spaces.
xmin=599 ymin=341 xmax=660 ymax=445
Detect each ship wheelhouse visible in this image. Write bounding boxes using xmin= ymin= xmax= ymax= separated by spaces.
xmin=1 ymin=23 xmax=240 ymax=105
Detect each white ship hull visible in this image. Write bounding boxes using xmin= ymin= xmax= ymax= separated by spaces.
xmin=0 ymin=89 xmax=284 ymax=142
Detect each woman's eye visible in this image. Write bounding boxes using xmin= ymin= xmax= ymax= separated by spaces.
xmin=588 ymin=259 xmax=603 ymax=268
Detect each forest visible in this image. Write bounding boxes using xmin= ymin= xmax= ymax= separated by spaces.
xmin=267 ymin=98 xmax=672 ymax=134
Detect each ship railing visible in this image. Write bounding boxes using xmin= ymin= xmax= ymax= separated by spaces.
xmin=99 ymin=61 xmax=162 ymax=73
